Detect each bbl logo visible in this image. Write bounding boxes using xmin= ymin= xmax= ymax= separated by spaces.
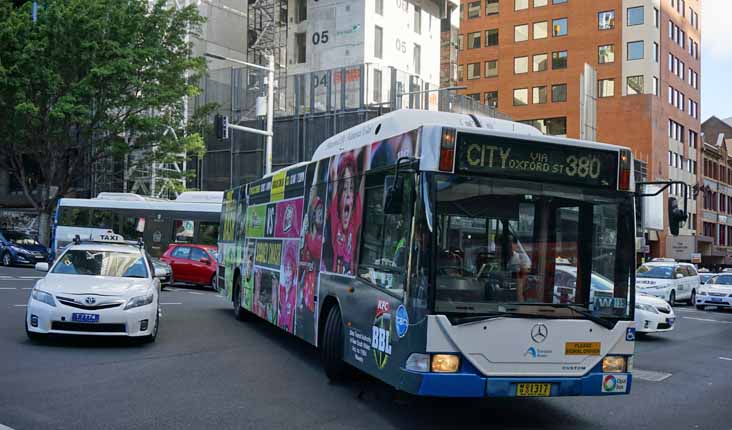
xmin=372 ymin=300 xmax=392 ymax=369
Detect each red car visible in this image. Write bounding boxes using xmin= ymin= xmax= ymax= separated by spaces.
xmin=160 ymin=244 xmax=218 ymax=288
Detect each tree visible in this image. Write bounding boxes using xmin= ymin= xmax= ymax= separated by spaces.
xmin=0 ymin=0 xmax=208 ymax=244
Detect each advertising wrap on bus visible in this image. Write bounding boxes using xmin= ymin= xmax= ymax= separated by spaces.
xmin=218 ymin=109 xmax=636 ymax=399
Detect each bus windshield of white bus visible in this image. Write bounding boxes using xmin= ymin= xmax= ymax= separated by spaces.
xmin=432 ymin=175 xmax=633 ymax=322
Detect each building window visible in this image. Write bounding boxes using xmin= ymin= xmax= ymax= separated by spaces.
xmin=533 ymin=53 xmax=548 ymax=72
xmin=468 ymin=1 xmax=481 ymax=19
xmin=375 ymin=0 xmax=383 ymax=15
xmin=627 ymin=6 xmax=644 ymax=26
xmin=513 ymin=88 xmax=529 ymax=106
xmin=552 ymin=51 xmax=568 ymax=69
xmin=486 ymin=0 xmax=499 ymax=15
xmin=295 ymin=32 xmax=307 ymax=63
xmin=552 ymin=0 xmax=567 ymax=3
xmin=598 ymin=44 xmax=615 ymax=64
xmin=533 ymin=86 xmax=547 ymax=104
xmin=485 ymin=60 xmax=498 ymax=77
xmin=295 ymin=0 xmax=307 ymax=23
xmin=457 ymin=65 xmax=463 ymax=81
xmin=413 ymin=44 xmax=421 ymax=75
xmin=552 ymin=18 xmax=568 ymax=36
xmin=467 ymin=62 xmax=480 ymax=80
xmin=485 ymin=91 xmax=499 ymax=108
xmin=653 ymin=76 xmax=659 ymax=96
xmin=485 ymin=29 xmax=499 ymax=46
xmin=515 ymin=0 xmax=528 ymax=11
xmin=598 ymin=79 xmax=615 ymax=97
xmin=373 ymin=69 xmax=382 ymax=103
xmin=533 ymin=0 xmax=547 ymax=6
xmin=514 ymin=56 xmax=528 ymax=74
xmin=598 ymin=10 xmax=615 ymax=30
xmin=627 ymin=41 xmax=644 ymax=60
xmin=468 ymin=31 xmax=481 ymax=49
xmin=414 ymin=6 xmax=421 ymax=34
xmin=627 ymin=75 xmax=643 ymax=95
xmin=458 ymin=34 xmax=464 ymax=50
xmin=551 ymin=84 xmax=567 ymax=102
xmin=515 ymin=24 xmax=529 ymax=42
xmin=521 ymin=117 xmax=567 ymax=135
xmin=374 ymin=26 xmax=383 ymax=59
xmin=467 ymin=93 xmax=480 ymax=102
xmin=533 ymin=21 xmax=548 ymax=39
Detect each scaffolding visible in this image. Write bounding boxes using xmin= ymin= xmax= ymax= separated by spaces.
xmin=247 ymin=0 xmax=288 ymax=113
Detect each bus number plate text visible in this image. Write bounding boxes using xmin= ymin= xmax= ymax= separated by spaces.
xmin=516 ymin=383 xmax=551 ymax=397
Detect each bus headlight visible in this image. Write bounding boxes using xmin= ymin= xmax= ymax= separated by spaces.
xmin=405 ymin=353 xmax=430 ymax=372
xmin=602 ymin=356 xmax=626 ymax=373
xmin=431 ymin=354 xmax=460 ymax=373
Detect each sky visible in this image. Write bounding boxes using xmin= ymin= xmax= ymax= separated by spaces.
xmin=701 ymin=0 xmax=732 ymax=122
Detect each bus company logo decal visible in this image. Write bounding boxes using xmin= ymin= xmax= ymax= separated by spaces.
xmin=283 ymin=205 xmax=294 ymax=233
xmin=372 ymin=299 xmax=392 ymax=369
xmin=530 ymin=323 xmax=548 ymax=343
xmin=395 ymin=305 xmax=408 ymax=338
xmin=601 ymin=374 xmax=628 ymax=393
xmin=524 ymin=346 xmax=551 ymax=358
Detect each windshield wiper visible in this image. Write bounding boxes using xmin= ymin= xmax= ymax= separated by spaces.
xmin=540 ymin=304 xmax=617 ymax=329
xmin=448 ymin=311 xmax=564 ymax=325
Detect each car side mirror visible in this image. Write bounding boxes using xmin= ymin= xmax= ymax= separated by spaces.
xmin=154 ymin=267 xmax=167 ymax=278
xmin=200 ymin=257 xmax=210 ymax=265
xmin=35 ymin=262 xmax=49 ymax=272
xmin=675 ymin=273 xmax=684 ymax=279
xmin=668 ymin=197 xmax=687 ymax=236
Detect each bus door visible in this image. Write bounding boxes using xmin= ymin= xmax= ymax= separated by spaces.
xmin=347 ymin=170 xmax=415 ymax=375
xmin=144 ymin=213 xmax=171 ymax=257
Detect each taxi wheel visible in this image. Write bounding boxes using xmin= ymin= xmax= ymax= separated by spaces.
xmin=668 ymin=290 xmax=676 ymax=306
xmin=321 ymin=306 xmax=348 ymax=382
xmin=142 ymin=311 xmax=159 ymax=343
xmin=687 ymin=289 xmax=696 ymax=305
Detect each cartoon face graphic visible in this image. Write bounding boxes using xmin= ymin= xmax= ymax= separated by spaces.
xmin=340 ymin=169 xmax=355 ymax=232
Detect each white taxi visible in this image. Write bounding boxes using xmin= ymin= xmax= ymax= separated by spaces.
xmin=635 ymin=293 xmax=676 ymax=333
xmin=696 ymin=273 xmax=732 ymax=310
xmin=25 ymin=234 xmax=162 ymax=342
xmin=635 ymin=259 xmax=699 ymax=305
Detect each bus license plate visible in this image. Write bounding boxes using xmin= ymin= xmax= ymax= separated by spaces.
xmin=516 ymin=383 xmax=551 ymax=397
xmin=72 ymin=313 xmax=100 ymax=323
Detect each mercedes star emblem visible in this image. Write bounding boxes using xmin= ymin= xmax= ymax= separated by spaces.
xmin=531 ymin=323 xmax=548 ymax=343
xmin=85 ymin=296 xmax=96 ymax=305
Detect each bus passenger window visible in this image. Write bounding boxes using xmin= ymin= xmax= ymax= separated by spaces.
xmin=358 ymin=175 xmax=414 ymax=291
xmin=174 ymin=219 xmax=195 ymax=243
xmin=59 ymin=207 xmax=89 ymax=227
xmin=91 ymin=209 xmax=113 ymax=229
xmin=198 ymin=222 xmax=219 ymax=245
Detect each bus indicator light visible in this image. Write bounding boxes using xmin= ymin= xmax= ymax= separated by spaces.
xmin=431 ymin=354 xmax=460 ymax=373
xmin=439 ymin=128 xmax=457 ymax=172
xmin=619 ymin=149 xmax=631 ymax=191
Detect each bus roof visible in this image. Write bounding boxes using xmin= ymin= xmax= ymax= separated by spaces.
xmin=59 ymin=193 xmax=222 ymax=213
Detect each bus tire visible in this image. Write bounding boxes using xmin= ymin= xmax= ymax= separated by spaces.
xmin=321 ymin=306 xmax=348 ymax=382
xmin=233 ymin=274 xmax=247 ymax=321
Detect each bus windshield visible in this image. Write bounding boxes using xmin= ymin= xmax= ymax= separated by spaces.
xmin=431 ymin=175 xmax=633 ymax=321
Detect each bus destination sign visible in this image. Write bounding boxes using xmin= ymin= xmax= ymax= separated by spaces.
xmin=455 ymin=134 xmax=619 ymax=189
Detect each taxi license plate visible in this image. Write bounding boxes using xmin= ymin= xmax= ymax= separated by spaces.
xmin=516 ymin=383 xmax=551 ymax=397
xmin=72 ymin=313 xmax=99 ymax=323
xmin=711 ymin=297 xmax=724 ymax=303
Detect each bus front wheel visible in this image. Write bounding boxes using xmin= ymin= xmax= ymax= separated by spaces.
xmin=321 ymin=306 xmax=348 ymax=382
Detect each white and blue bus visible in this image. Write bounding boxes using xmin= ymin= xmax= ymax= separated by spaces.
xmin=217 ymin=109 xmax=675 ymax=398
xmin=53 ymin=192 xmax=222 ymax=258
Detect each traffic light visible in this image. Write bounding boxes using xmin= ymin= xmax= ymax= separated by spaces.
xmin=668 ymin=197 xmax=687 ymax=236
xmin=214 ymin=114 xmax=228 ymax=139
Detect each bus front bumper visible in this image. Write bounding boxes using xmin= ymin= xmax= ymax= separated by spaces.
xmin=406 ymin=369 xmax=632 ymax=398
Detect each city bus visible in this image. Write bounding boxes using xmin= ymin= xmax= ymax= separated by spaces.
xmin=218 ymin=109 xmax=653 ymax=398
xmin=53 ymin=192 xmax=222 ymax=258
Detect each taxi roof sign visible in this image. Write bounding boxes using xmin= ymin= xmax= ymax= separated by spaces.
xmin=96 ymin=233 xmax=125 ymax=242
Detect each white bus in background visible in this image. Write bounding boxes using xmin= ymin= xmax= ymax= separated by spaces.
xmin=52 ymin=192 xmax=223 ymax=258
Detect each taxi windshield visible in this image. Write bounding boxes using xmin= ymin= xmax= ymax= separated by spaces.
xmin=52 ymin=250 xmax=148 ymax=278
xmin=636 ymin=265 xmax=674 ymax=279
xmin=710 ymin=275 xmax=732 ymax=285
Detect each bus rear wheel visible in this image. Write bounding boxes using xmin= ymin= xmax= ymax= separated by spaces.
xmin=233 ymin=274 xmax=247 ymax=321
xmin=321 ymin=306 xmax=348 ymax=382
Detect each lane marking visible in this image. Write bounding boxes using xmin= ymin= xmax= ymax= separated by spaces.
xmin=188 ymin=291 xmax=205 ymax=295
xmin=682 ymin=316 xmax=732 ymax=324
xmin=633 ymin=369 xmax=673 ymax=382
xmin=0 ymin=287 xmax=17 ymax=290
xmin=166 ymin=287 xmax=179 ymax=291
xmin=160 ymin=302 xmax=182 ymax=305
xmin=19 ymin=276 xmax=42 ymax=279
xmin=13 ymin=304 xmax=27 ymax=307
xmin=719 ymin=357 xmax=732 ymax=361
xmin=21 ymin=287 xmax=32 ymax=290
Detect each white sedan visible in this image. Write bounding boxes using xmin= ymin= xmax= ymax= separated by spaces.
xmin=696 ymin=274 xmax=732 ymax=310
xmin=25 ymin=237 xmax=162 ymax=342
xmin=635 ymin=293 xmax=676 ymax=333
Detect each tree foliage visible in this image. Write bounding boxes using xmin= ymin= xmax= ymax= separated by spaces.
xmin=0 ymin=0 xmax=208 ymax=218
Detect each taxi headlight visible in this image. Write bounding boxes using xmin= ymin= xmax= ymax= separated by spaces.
xmin=124 ymin=293 xmax=154 ymax=310
xmin=635 ymin=303 xmax=658 ymax=314
xmin=602 ymin=355 xmax=626 ymax=373
xmin=431 ymin=354 xmax=460 ymax=373
xmin=697 ymin=290 xmax=707 ymax=296
xmin=31 ymin=289 xmax=56 ymax=307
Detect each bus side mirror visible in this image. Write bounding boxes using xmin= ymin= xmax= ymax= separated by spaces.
xmin=383 ymin=175 xmax=404 ymax=215
xmin=668 ymin=197 xmax=687 ymax=236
